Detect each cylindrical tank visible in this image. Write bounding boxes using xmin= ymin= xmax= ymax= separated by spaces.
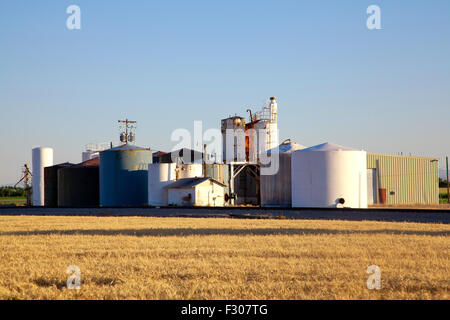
xmin=82 ymin=151 xmax=99 ymax=162
xmin=221 ymin=117 xmax=246 ymax=163
xmin=204 ymin=164 xmax=229 ymax=187
xmin=148 ymin=163 xmax=177 ymax=206
xmin=99 ymin=145 xmax=152 ymax=207
xmin=32 ymin=147 xmax=53 ymax=206
xmin=44 ymin=162 xmax=73 ymax=207
xmin=58 ymin=165 xmax=99 ymax=207
xmin=176 ymin=163 xmax=203 ymax=179
xmin=291 ymin=142 xmax=368 ymax=208
xmin=261 ymin=141 xmax=305 ymax=207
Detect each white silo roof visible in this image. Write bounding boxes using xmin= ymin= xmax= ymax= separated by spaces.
xmin=298 ymin=142 xmax=362 ymax=152
xmin=267 ymin=141 xmax=306 ymax=154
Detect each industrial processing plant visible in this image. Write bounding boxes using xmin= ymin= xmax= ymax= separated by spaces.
xmin=26 ymin=97 xmax=439 ymax=210
xmin=2 ymin=1 xmax=449 ymax=305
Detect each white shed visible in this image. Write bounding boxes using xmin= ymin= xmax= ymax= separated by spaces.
xmin=166 ymin=177 xmax=227 ymax=207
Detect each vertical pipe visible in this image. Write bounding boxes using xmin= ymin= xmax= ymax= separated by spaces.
xmin=230 ymin=164 xmax=234 ymax=205
xmin=446 ymin=156 xmax=449 ymax=204
xmin=203 ymin=144 xmax=207 ymax=178
xmin=359 ymin=171 xmax=362 ymax=208
xmin=375 ymin=159 xmax=382 ymax=204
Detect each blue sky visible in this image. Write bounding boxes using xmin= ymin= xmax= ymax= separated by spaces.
xmin=1 ymin=0 xmax=449 ymax=184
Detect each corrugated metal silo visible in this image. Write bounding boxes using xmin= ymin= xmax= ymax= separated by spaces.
xmin=205 ymin=164 xmax=229 ymax=187
xmin=221 ymin=117 xmax=246 ymax=163
xmin=261 ymin=141 xmax=305 ymax=207
xmin=291 ymin=142 xmax=368 ymax=208
xmin=99 ymin=145 xmax=153 ymax=206
xmin=148 ymin=163 xmax=177 ymax=206
xmin=177 ymin=163 xmax=203 ymax=179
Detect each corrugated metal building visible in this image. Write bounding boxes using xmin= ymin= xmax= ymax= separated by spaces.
xmin=157 ymin=148 xmax=204 ymax=164
xmin=44 ymin=162 xmax=73 ymax=207
xmin=367 ymin=153 xmax=439 ymax=205
xmin=57 ymin=158 xmax=99 ymax=207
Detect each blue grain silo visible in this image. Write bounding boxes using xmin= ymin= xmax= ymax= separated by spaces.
xmin=99 ymin=145 xmax=152 ymax=206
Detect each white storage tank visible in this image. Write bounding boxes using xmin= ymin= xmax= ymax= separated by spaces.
xmin=246 ymin=97 xmax=279 ymax=163
xmin=82 ymin=151 xmax=99 ymax=162
xmin=148 ymin=163 xmax=177 ymax=206
xmin=32 ymin=147 xmax=54 ymax=206
xmin=221 ymin=116 xmax=246 ymax=163
xmin=261 ymin=140 xmax=305 ymax=207
xmin=291 ymin=142 xmax=368 ymax=208
xmin=176 ymin=163 xmax=203 ymax=179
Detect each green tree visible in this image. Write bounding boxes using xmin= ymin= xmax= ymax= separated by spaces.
xmin=0 ymin=187 xmax=26 ymax=197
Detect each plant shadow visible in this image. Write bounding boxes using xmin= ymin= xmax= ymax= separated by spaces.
xmin=2 ymin=228 xmax=448 ymax=237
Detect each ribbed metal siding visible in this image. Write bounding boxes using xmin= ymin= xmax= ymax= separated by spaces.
xmin=204 ymin=164 xmax=229 ymax=187
xmin=367 ymin=153 xmax=439 ymax=205
xmin=58 ymin=166 xmax=99 ymax=207
xmin=44 ymin=163 xmax=73 ymax=207
xmin=261 ymin=153 xmax=292 ymax=207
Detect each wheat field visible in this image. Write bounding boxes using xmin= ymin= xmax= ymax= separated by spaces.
xmin=0 ymin=215 xmax=448 ymax=300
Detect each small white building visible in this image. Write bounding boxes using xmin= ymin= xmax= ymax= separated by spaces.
xmin=166 ymin=177 xmax=227 ymax=207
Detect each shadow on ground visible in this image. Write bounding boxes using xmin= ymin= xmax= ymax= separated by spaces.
xmin=1 ymin=228 xmax=448 ymax=237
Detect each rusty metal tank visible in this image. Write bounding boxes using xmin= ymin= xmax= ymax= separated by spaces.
xmin=99 ymin=145 xmax=152 ymax=207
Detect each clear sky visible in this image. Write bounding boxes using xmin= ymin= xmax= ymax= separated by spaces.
xmin=1 ymin=0 xmax=449 ymax=184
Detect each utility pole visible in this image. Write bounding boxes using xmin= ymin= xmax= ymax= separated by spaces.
xmin=447 ymin=156 xmax=449 ymax=204
xmin=118 ymin=119 xmax=136 ymax=145
xmin=203 ymin=144 xmax=207 ymax=178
